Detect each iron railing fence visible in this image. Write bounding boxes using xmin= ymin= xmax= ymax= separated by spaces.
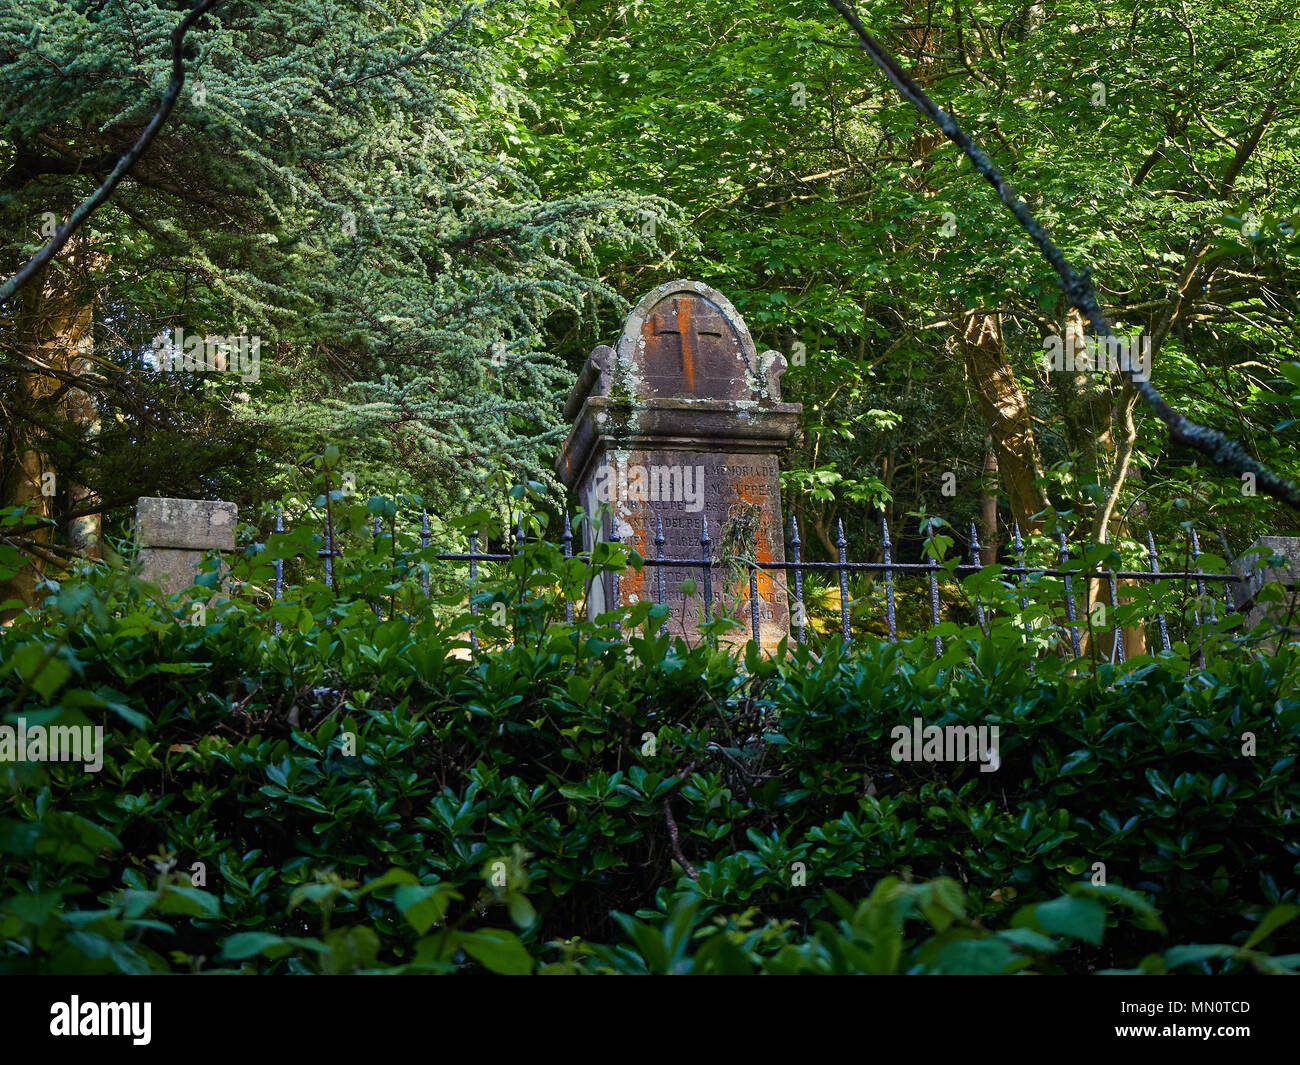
xmin=263 ymin=502 xmax=1251 ymax=664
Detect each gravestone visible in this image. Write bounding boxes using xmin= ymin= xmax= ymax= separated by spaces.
xmin=136 ymin=497 xmax=237 ymax=597
xmin=556 ymin=280 xmax=801 ymax=650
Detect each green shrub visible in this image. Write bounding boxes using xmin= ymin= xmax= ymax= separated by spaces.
xmin=1 ymin=492 xmax=1297 ymax=974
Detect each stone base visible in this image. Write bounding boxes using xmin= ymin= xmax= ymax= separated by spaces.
xmin=138 ymin=547 xmax=230 ymax=599
xmin=1232 ymin=536 xmax=1300 ymax=634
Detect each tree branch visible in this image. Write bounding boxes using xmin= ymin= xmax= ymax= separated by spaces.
xmin=0 ymin=0 xmax=220 ymax=303
xmin=825 ymin=0 xmax=1300 ymax=510
xmin=662 ymin=800 xmax=698 ymax=881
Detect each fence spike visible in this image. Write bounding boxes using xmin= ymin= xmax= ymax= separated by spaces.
xmin=1147 ymin=530 xmax=1171 ymax=652
xmin=420 ymin=508 xmax=430 ymax=598
xmin=1012 ymin=520 xmax=1030 ymax=617
xmin=562 ymin=511 xmax=574 ymax=625
xmin=700 ymin=514 xmax=713 ymax=625
xmin=1103 ymin=528 xmax=1125 ymax=664
xmin=1189 ymin=525 xmax=1208 ymax=666
xmin=790 ymin=514 xmax=806 ymax=646
xmin=881 ymin=512 xmax=897 ymax=642
xmin=372 ymin=514 xmax=384 ymax=620
xmin=655 ymin=513 xmax=667 ymax=636
xmin=323 ymin=519 xmax=334 ymax=590
xmin=609 ymin=517 xmax=622 ymax=636
xmin=1190 ymin=525 xmax=1215 ymax=625
xmin=836 ymin=518 xmax=851 ymax=646
xmin=372 ymin=514 xmax=383 ymax=621
xmin=1013 ymin=522 xmax=1036 ymax=670
xmin=925 ymin=522 xmax=941 ymax=656
xmin=468 ymin=529 xmax=479 ymax=653
xmin=273 ymin=508 xmax=284 ymax=636
xmin=969 ymin=522 xmax=986 ymax=630
xmin=1059 ymin=531 xmax=1081 ymax=658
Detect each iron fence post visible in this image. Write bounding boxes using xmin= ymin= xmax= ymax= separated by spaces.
xmin=1147 ymin=530 xmax=1172 ymax=652
xmin=790 ymin=515 xmax=806 ymax=646
xmin=836 ymin=519 xmax=851 ymax=646
xmin=968 ymin=523 xmax=986 ymax=631
xmin=655 ymin=514 xmax=667 ymax=637
xmin=562 ymin=511 xmax=574 ymax=625
xmin=882 ymin=512 xmax=897 ymax=643
xmin=1059 ymin=531 xmax=1081 ymax=658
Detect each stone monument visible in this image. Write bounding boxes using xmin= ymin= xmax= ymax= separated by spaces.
xmin=556 ymin=280 xmax=801 ymax=650
xmin=136 ymin=496 xmax=237 ymax=597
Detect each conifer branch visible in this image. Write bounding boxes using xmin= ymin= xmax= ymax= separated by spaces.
xmin=0 ymin=0 xmax=220 ymax=303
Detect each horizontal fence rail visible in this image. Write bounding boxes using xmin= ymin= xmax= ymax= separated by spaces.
xmin=264 ymin=501 xmax=1252 ymax=665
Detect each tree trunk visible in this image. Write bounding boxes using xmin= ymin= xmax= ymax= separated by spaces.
xmin=960 ymin=312 xmax=1049 ymax=529
xmin=1079 ymin=389 xmax=1147 ymax=659
xmin=978 ymin=445 xmax=999 ymax=564
xmin=1053 ymin=309 xmax=1116 ymax=525
xmin=0 ymin=256 xmax=97 ymax=620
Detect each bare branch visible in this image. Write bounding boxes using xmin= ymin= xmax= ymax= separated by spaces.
xmin=825 ymin=0 xmax=1300 ymax=511
xmin=0 ymin=0 xmax=220 ymax=303
xmin=663 ymin=800 xmax=698 ymax=881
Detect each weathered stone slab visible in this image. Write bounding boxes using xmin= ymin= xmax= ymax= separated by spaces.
xmin=136 ymin=497 xmax=237 ymax=551
xmin=135 ymin=497 xmax=236 ymax=599
xmin=1232 ymin=536 xmax=1300 ymax=633
xmin=557 ymin=280 xmax=801 ymax=652
xmin=137 ymin=547 xmax=227 ymax=598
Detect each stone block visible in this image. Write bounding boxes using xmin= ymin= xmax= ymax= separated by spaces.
xmin=137 ymin=547 xmax=228 ymax=598
xmin=136 ymin=497 xmax=237 ymax=551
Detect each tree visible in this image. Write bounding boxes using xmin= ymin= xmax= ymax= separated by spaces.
xmin=521 ymin=0 xmax=1300 ymax=564
xmin=0 ymin=0 xmax=663 ymax=612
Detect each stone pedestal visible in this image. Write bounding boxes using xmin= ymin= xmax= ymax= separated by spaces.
xmin=1232 ymin=536 xmax=1300 ymax=633
xmin=556 ymin=280 xmax=801 ymax=650
xmin=136 ymin=497 xmax=237 ymax=597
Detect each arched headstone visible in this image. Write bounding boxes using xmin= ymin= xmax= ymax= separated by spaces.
xmin=557 ymin=280 xmax=800 ymax=651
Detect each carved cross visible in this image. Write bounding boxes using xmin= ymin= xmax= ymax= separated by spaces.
xmin=649 ymin=297 xmax=728 ymax=393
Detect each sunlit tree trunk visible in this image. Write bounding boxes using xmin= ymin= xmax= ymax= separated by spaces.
xmin=960 ymin=312 xmax=1049 ymax=529
xmin=0 ymin=252 xmax=97 ymax=619
xmin=978 ymin=446 xmax=999 ymax=564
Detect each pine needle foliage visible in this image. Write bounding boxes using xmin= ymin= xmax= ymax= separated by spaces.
xmin=0 ymin=1 xmax=680 ymax=509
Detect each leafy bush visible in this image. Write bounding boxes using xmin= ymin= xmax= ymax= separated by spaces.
xmin=570 ymin=878 xmax=1300 ymax=975
xmin=1 ymin=492 xmax=1297 ymax=974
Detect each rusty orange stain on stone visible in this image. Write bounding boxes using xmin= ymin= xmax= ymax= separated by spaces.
xmin=627 ymin=523 xmax=649 ymax=599
xmin=734 ymin=480 xmax=777 ymax=598
xmin=675 ymin=298 xmax=697 ymax=394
